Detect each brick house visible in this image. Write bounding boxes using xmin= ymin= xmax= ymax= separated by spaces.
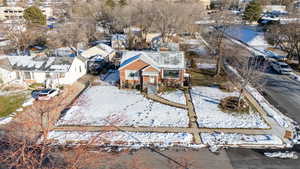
xmin=119 ymin=51 xmax=185 ymax=91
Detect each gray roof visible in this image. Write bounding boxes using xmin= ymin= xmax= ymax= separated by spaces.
xmin=120 ymin=51 xmax=185 ymax=69
xmin=0 ymin=55 xmax=74 ymax=72
xmin=0 ymin=58 xmax=12 ymax=71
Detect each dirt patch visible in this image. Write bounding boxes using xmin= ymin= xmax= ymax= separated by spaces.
xmin=220 ymin=96 xmax=249 ymax=113
xmin=219 ymin=81 xmax=236 ymax=92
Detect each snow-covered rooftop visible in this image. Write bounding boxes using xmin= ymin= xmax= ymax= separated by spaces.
xmin=120 ymin=51 xmax=185 ymax=69
xmin=111 ymin=34 xmax=127 ymax=41
xmin=0 ymin=55 xmax=73 ymax=72
xmin=81 ymin=43 xmax=115 ymax=60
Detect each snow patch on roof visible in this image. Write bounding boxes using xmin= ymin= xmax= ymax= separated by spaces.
xmin=81 ymin=43 xmax=114 ymax=60
xmin=120 ymin=51 xmax=185 ymax=69
xmin=1 ymin=55 xmax=73 ymax=72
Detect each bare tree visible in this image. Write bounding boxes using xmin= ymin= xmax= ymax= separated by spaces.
xmin=225 ymin=50 xmax=266 ymax=108
xmin=48 ymin=21 xmax=88 ymax=56
xmin=266 ymin=23 xmax=300 ymax=69
xmin=206 ymin=11 xmax=235 ymax=76
xmin=4 ymin=22 xmax=46 ymax=55
xmin=0 ymin=86 xmax=118 ymax=169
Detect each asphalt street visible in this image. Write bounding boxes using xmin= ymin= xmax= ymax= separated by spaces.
xmin=90 ymin=148 xmax=300 ymax=169
xmin=260 ymin=66 xmax=300 ymax=124
xmin=226 ymin=147 xmax=300 ymax=169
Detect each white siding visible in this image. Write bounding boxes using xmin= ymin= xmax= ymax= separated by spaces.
xmin=59 ymin=57 xmax=87 ymax=84
xmin=0 ymin=68 xmax=16 ymax=83
xmin=33 ymin=72 xmax=46 ymax=83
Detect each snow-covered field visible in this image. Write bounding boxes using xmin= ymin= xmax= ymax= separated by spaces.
xmin=190 ymin=86 xmax=269 ymax=128
xmin=201 ymin=133 xmax=282 ymax=145
xmin=47 ymin=131 xmax=193 ymax=147
xmin=58 ymin=86 xmax=189 ymax=127
xmin=160 ymin=90 xmax=186 ymax=105
xmin=225 ymin=25 xmax=270 ymax=51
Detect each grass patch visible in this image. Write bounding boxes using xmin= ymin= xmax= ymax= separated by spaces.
xmin=29 ymin=83 xmax=45 ymax=89
xmin=159 ymin=86 xmax=177 ymax=93
xmin=0 ymin=94 xmax=26 ymax=117
xmin=188 ymin=68 xmax=228 ymax=86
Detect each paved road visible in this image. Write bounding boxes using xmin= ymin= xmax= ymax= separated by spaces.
xmin=260 ymin=67 xmax=300 ymax=124
xmin=226 ymin=147 xmax=300 ymax=169
xmin=81 ymin=147 xmax=300 ymax=169
xmin=92 ymin=148 xmax=235 ymax=169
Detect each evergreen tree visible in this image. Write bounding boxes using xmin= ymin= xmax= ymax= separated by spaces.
xmin=23 ymin=6 xmax=46 ymax=25
xmin=243 ymin=0 xmax=262 ymax=22
xmin=105 ymin=0 xmax=116 ymax=9
xmin=119 ymin=0 xmax=127 ymax=7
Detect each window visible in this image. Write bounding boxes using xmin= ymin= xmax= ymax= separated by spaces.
xmin=16 ymin=72 xmax=20 ymax=79
xmin=24 ymin=72 xmax=31 ymax=79
xmin=46 ymin=73 xmax=51 ymax=78
xmin=149 ymin=76 xmax=155 ymax=83
xmin=79 ymin=66 xmax=82 ymax=73
xmin=125 ymin=70 xmax=140 ymax=80
xmin=163 ymin=70 xmax=180 ymax=79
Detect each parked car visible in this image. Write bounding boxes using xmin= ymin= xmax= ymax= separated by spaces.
xmin=31 ymin=89 xmax=60 ymax=101
xmin=270 ymin=61 xmax=292 ymax=74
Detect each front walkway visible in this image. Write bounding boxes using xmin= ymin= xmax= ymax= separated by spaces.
xmin=52 ymin=84 xmax=282 ymax=146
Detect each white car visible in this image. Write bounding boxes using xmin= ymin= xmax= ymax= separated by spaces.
xmin=271 ymin=61 xmax=292 ymax=75
xmin=37 ymin=89 xmax=60 ymax=101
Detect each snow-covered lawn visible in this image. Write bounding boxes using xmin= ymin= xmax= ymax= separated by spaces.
xmin=190 ymin=86 xmax=269 ymax=128
xmin=47 ymin=131 xmax=193 ymax=147
xmin=160 ymin=89 xmax=186 ymax=105
xmin=58 ymin=86 xmax=189 ymax=127
xmin=245 ymin=85 xmax=294 ymax=128
xmin=201 ymin=133 xmax=282 ymax=145
xmin=225 ymin=25 xmax=270 ymax=51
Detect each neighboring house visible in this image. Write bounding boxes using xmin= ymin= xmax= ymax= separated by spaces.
xmin=0 ymin=6 xmax=53 ymax=21
xmin=151 ymin=38 xmax=180 ymax=51
xmin=81 ymin=43 xmax=116 ymax=74
xmin=81 ymin=43 xmax=115 ymax=62
xmin=119 ymin=51 xmax=186 ymax=91
xmin=0 ymin=55 xmax=86 ymax=87
xmin=111 ymin=34 xmax=128 ymax=50
xmin=263 ymin=5 xmax=287 ymax=14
